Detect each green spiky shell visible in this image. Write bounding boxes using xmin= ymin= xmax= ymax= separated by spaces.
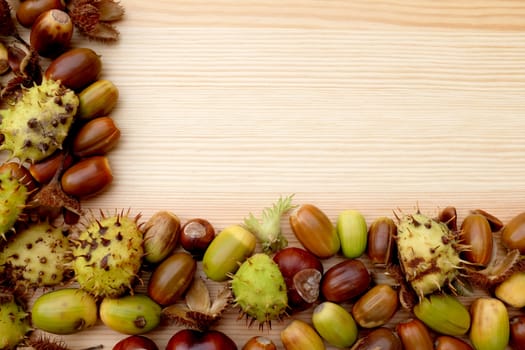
xmin=0 ymin=170 xmax=28 ymax=238
xmin=231 ymin=253 xmax=288 ymax=326
xmin=72 ymin=213 xmax=143 ymax=298
xmin=396 ymin=212 xmax=461 ymax=297
xmin=0 ymin=79 xmax=78 ymax=163
xmin=0 ymin=296 xmax=30 ymax=349
xmin=0 ymin=221 xmax=72 ymax=290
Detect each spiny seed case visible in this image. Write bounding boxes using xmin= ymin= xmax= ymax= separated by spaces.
xmin=231 ymin=253 xmax=288 ymax=327
xmin=0 ymin=169 xmax=29 ymax=238
xmin=0 ymin=296 xmax=30 ymax=349
xmin=0 ymin=221 xmax=72 ymax=291
xmin=396 ymin=211 xmax=462 ymax=297
xmin=71 ymin=212 xmax=143 ymax=298
xmin=0 ymin=79 xmax=78 ymax=163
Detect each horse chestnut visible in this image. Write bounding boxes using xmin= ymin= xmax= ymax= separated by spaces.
xmin=166 ymin=329 xmax=237 ymax=350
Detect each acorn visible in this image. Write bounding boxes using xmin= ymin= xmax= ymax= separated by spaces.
xmin=469 ymin=297 xmax=509 ymax=350
xmin=281 ymin=319 xmax=325 ymax=350
xmin=77 ymin=79 xmax=120 ymax=120
xmin=45 ymin=47 xmax=102 ymax=90
xmin=16 ymin=0 xmax=65 ymax=27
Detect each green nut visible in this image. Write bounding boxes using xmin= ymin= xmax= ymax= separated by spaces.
xmin=495 ymin=271 xmax=525 ymax=308
xmin=31 ymin=288 xmax=98 ymax=334
xmin=336 ymin=209 xmax=368 ymax=258
xmin=312 ymin=301 xmax=358 ymax=348
xmin=202 ymin=224 xmax=256 ymax=281
xmin=99 ymin=294 xmax=161 ymax=335
xmin=414 ymin=294 xmax=470 ymax=336
xmin=77 ymin=79 xmax=119 ymax=120
xmin=469 ymin=297 xmax=509 ymax=350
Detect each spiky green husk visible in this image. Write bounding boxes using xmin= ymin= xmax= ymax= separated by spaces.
xmin=0 ymin=221 xmax=72 ymax=290
xmin=0 ymin=79 xmax=78 ymax=163
xmin=396 ymin=211 xmax=461 ymax=297
xmin=0 ymin=295 xmax=30 ymax=350
xmin=0 ymin=169 xmax=28 ymax=238
xmin=243 ymin=194 xmax=295 ymax=254
xmin=72 ymin=212 xmax=143 ymax=298
xmin=231 ymin=253 xmax=288 ymax=327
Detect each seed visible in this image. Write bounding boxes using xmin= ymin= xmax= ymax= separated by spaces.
xmin=16 ymin=0 xmax=65 ymax=27
xmin=460 ymin=214 xmax=493 ymax=266
xmin=438 ymin=206 xmax=458 ymax=231
xmin=112 ymin=336 xmax=159 ymax=350
xmin=242 ymin=336 xmax=277 ymax=350
xmin=99 ymin=294 xmax=162 ymax=335
xmin=413 ymin=294 xmax=471 ymax=336
xmin=336 ymin=209 xmax=368 ymax=258
xmin=29 ymin=9 xmax=73 ymax=58
xmin=45 ymin=47 xmax=102 ymax=91
xmin=396 ymin=319 xmax=433 ymax=350
xmin=367 ymin=216 xmax=396 ymax=265
xmin=469 ymin=297 xmax=509 ymax=350
xmin=202 ymin=224 xmax=256 ymax=281
xmin=61 ymin=155 xmax=113 ymax=198
xmin=73 ymin=116 xmax=121 ymax=157
xmin=494 ymin=271 xmax=525 ymax=308
xmin=312 ymin=301 xmax=358 ymax=348
xmin=501 ymin=212 xmax=525 ymax=254
xmin=143 ymin=211 xmax=181 ymax=265
xmin=31 ymin=288 xmax=98 ymax=334
xmin=180 ymin=218 xmax=215 ymax=258
xmin=351 ymin=327 xmax=402 ymax=350
xmin=280 ymin=319 xmax=325 ymax=350
xmin=0 ymin=42 xmax=8 ymax=75
xmin=352 ymin=284 xmax=398 ymax=328
xmin=435 ymin=336 xmax=474 ymax=350
xmin=320 ymin=258 xmax=370 ymax=303
xmin=77 ymin=79 xmax=119 ymax=120
xmin=510 ymin=316 xmax=525 ymax=350
xmin=147 ymin=252 xmax=196 ymax=306
xmin=289 ymin=203 xmax=340 ymax=258
xmin=29 ymin=151 xmax=73 ymax=184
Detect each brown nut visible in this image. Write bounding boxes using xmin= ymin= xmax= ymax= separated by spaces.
xmin=147 ymin=252 xmax=197 ymax=306
xmin=61 ymin=156 xmax=113 ymax=198
xmin=510 ymin=316 xmax=525 ymax=350
xmin=396 ymin=319 xmax=433 ymax=350
xmin=77 ymin=79 xmax=119 ymax=120
xmin=16 ymin=0 xmax=65 ymax=27
xmin=501 ymin=212 xmax=525 ymax=254
xmin=0 ymin=162 xmax=38 ymax=192
xmin=352 ymin=284 xmax=398 ymax=328
xmin=180 ymin=218 xmax=215 ymax=258
xmin=435 ymin=335 xmax=474 ymax=350
xmin=143 ymin=211 xmax=181 ymax=265
xmin=289 ymin=203 xmax=340 ymax=258
xmin=350 ymin=327 xmax=402 ymax=350
xmin=471 ymin=209 xmax=504 ymax=231
xmin=0 ymin=42 xmax=8 ymax=75
xmin=281 ymin=319 xmax=325 ymax=350
xmin=73 ymin=116 xmax=121 ymax=157
xmin=438 ymin=206 xmax=458 ymax=231
xmin=321 ymin=258 xmax=370 ymax=303
xmin=29 ymin=152 xmax=74 ymax=184
xmin=460 ymin=214 xmax=493 ymax=266
xmin=367 ymin=216 xmax=396 ymax=265
xmin=45 ymin=47 xmax=102 ymax=90
xmin=29 ymin=9 xmax=73 ymax=57
xmin=242 ymin=336 xmax=277 ymax=350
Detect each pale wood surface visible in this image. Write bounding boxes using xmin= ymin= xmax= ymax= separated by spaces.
xmin=14 ymin=0 xmax=525 ymax=349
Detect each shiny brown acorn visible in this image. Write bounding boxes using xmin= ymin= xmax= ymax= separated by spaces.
xmin=460 ymin=214 xmax=493 ymax=266
xmin=16 ymin=0 xmax=65 ymax=27
xmin=321 ymin=258 xmax=370 ymax=303
xmin=147 ymin=252 xmax=197 ymax=306
xmin=61 ymin=156 xmax=113 ymax=198
xmin=367 ymin=216 xmax=397 ymax=265
xmin=45 ymin=47 xmax=102 ymax=90
xmin=396 ymin=319 xmax=433 ymax=350
xmin=289 ymin=203 xmax=340 ymax=258
xmin=73 ymin=116 xmax=121 ymax=157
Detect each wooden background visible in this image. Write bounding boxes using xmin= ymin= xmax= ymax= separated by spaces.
xmin=14 ymin=0 xmax=525 ymax=349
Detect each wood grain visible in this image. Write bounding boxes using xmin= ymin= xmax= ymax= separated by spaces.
xmin=7 ymin=0 xmax=525 ymax=349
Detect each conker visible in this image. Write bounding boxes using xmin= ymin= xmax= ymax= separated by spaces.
xmin=273 ymin=247 xmax=323 ymax=311
xmin=30 ymin=9 xmax=73 ymax=57
xmin=113 ymin=335 xmax=159 ymax=350
xmin=180 ymin=218 xmax=215 ymax=258
xmin=242 ymin=336 xmax=276 ymax=350
xmin=166 ymin=329 xmax=237 ymax=350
